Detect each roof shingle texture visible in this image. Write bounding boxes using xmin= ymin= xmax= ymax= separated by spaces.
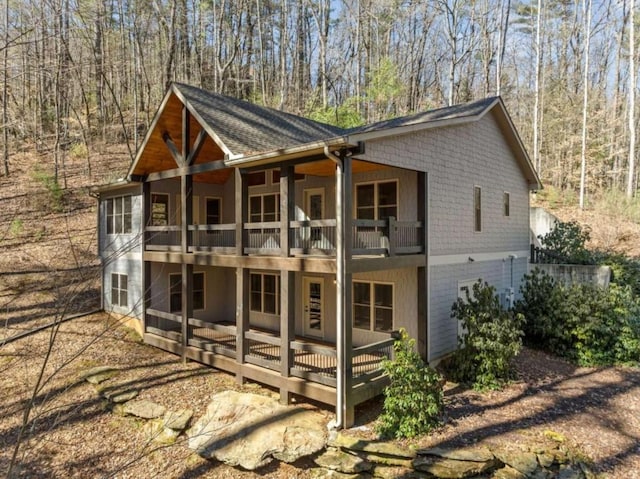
xmin=174 ymin=82 xmax=497 ymax=157
xmin=175 ymin=83 xmax=345 ymax=156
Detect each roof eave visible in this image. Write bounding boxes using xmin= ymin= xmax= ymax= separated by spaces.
xmin=91 ymin=178 xmax=141 ymax=196
xmin=225 ymin=136 xmax=352 ymax=168
xmin=347 ymin=99 xmax=499 ymax=142
xmin=492 ymin=99 xmax=543 ymax=191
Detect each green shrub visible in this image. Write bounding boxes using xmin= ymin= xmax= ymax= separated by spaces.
xmin=515 ymin=269 xmax=573 ymax=356
xmin=516 ymin=271 xmax=640 ymax=366
xmin=447 ymin=281 xmax=524 ymax=390
xmin=539 ymin=220 xmax=594 ymax=264
xmin=376 ymin=329 xmax=443 ymax=439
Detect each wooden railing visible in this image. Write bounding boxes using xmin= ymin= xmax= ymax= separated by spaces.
xmin=144 ymin=218 xmax=423 ymax=257
xmin=352 ymin=217 xmax=423 ymax=255
xmin=290 ymin=340 xmax=338 ymax=387
xmin=144 ymin=312 xmax=396 ymax=390
xmin=145 ymin=308 xmax=182 ymax=340
xmin=244 ymin=222 xmax=281 ymax=254
xmin=351 ymin=337 xmax=395 ymax=386
xmin=144 ymin=225 xmax=181 ymax=251
xmin=290 ymin=219 xmax=337 ymax=254
xmin=190 ymin=224 xmax=236 ymax=252
xmin=188 ymin=318 xmax=237 ymax=357
xmin=244 ymin=330 xmax=281 ymax=370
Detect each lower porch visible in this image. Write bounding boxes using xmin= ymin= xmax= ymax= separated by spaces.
xmin=144 ymin=309 xmax=395 ymax=417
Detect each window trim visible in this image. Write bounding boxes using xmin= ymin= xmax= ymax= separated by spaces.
xmin=503 ymin=191 xmax=510 ymax=217
xmin=354 ymin=179 xmax=399 ymax=221
xmin=111 ymin=273 xmax=128 ymax=308
xmin=106 ymin=195 xmax=133 ymax=235
xmin=249 ymin=272 xmax=280 ymax=315
xmin=168 ymin=271 xmax=206 ymax=313
xmin=352 ymin=280 xmax=394 ymax=333
xmin=151 ymin=192 xmax=170 ymax=227
xmin=474 ymin=186 xmax=482 ymax=232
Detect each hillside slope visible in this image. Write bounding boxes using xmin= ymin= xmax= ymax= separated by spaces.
xmin=0 ymin=144 xmax=131 ymax=338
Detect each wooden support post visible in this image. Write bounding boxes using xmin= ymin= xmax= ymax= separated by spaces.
xmin=417 ymin=171 xmax=428 ymax=360
xmin=235 ymin=169 xmax=247 ymax=256
xmin=279 ymin=269 xmax=295 ymax=404
xmin=280 ymin=165 xmax=295 ymax=257
xmin=142 ymin=181 xmax=151 ymax=334
xmin=181 ymin=263 xmax=193 ymax=362
xmin=342 ymin=155 xmax=354 ymax=428
xmin=180 ymin=105 xmax=192 ymax=363
xmin=235 ymin=267 xmax=250 ymax=384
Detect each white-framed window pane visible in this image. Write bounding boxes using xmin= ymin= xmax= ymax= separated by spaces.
xmin=374 ymin=284 xmax=392 ymax=307
xmin=119 ymin=290 xmax=128 ymax=308
xmin=250 ymin=274 xmax=262 ymax=311
xmin=353 ymin=282 xmax=370 ymax=304
xmin=354 ymin=305 xmax=371 ymax=329
xmin=356 ymin=184 xmax=375 ymax=207
xmin=374 ymin=307 xmax=393 ymax=332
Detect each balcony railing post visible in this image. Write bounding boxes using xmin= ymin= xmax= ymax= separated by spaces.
xmin=387 ymin=216 xmax=396 ymax=256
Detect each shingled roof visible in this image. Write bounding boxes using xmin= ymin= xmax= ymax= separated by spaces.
xmin=347 ymin=97 xmax=499 ymax=135
xmin=173 ymin=83 xmax=345 ymax=157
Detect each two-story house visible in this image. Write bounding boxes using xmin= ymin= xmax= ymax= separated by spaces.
xmin=96 ymin=83 xmax=540 ymax=427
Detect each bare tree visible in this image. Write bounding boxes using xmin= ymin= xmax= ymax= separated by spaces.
xmin=628 ymin=0 xmax=636 ymax=198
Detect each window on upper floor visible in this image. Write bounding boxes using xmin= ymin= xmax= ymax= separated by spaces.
xmin=250 ymin=272 xmax=280 ymax=315
xmin=353 ymin=281 xmax=394 ymax=333
xmin=151 ymin=193 xmax=169 ymax=226
xmin=474 ymin=186 xmax=482 ymax=232
xmin=111 ymin=273 xmax=128 ymax=308
xmin=106 ymin=195 xmax=132 ymax=234
xmin=503 ymin=191 xmax=510 ymax=217
xmin=355 ymin=180 xmax=398 ymax=220
xmin=249 ymin=193 xmax=280 ymax=223
xmin=169 ymin=272 xmax=205 ymax=313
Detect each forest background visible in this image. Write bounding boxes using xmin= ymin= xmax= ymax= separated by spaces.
xmin=0 ymin=0 xmax=638 ymax=207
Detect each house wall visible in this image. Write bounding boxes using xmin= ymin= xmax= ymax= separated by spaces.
xmin=99 ymin=184 xmax=143 ymax=320
xmin=148 ymin=263 xmax=236 ymax=322
xmin=360 ymin=111 xmax=531 ymax=362
xmin=429 ymin=256 xmax=528 ymax=361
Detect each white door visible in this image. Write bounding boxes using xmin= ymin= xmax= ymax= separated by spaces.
xmin=303 ymin=277 xmax=324 ymax=337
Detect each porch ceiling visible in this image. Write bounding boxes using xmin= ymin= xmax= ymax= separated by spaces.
xmin=296 ymin=158 xmax=392 ymax=177
xmin=131 ymin=93 xmax=227 ymax=178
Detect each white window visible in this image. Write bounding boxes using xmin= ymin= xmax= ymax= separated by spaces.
xmin=169 ymin=272 xmax=205 ymax=313
xmin=111 ymin=273 xmax=128 ymax=308
xmin=249 ymin=193 xmax=280 ymax=223
xmin=250 ymin=273 xmax=280 ymax=315
xmin=355 ymin=180 xmax=398 ymax=220
xmin=106 ymin=196 xmax=132 ymax=234
xmin=474 ymin=186 xmax=482 ymax=232
xmin=151 ymin=193 xmax=169 ymax=226
xmin=353 ymin=281 xmax=393 ymax=332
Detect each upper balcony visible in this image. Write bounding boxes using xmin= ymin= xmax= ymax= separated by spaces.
xmin=144 ymin=217 xmax=424 ymax=258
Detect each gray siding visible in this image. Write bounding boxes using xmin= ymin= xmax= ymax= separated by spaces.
xmin=428 ymin=256 xmax=528 ymax=361
xmin=99 ymin=185 xmax=143 ymax=319
xmin=361 ymin=111 xmax=530 ymax=255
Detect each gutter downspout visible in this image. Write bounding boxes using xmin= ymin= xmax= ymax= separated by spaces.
xmin=324 ymin=146 xmax=345 ymax=430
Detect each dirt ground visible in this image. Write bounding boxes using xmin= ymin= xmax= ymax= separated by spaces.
xmin=1 ymin=313 xmax=639 ymax=478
